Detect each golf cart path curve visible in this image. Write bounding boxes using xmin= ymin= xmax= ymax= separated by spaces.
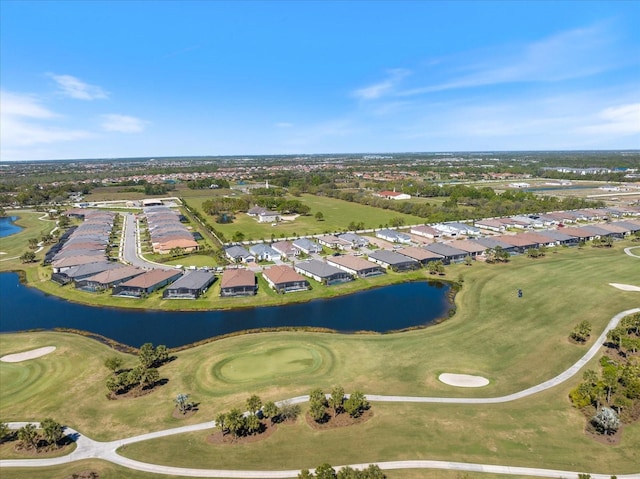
xmin=3 ymin=307 xmax=638 ymax=478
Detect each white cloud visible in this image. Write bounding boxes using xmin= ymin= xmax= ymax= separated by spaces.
xmin=48 ymin=73 xmax=109 ymax=100
xmin=395 ymin=24 xmax=625 ymax=96
xmin=352 ymin=69 xmax=411 ymax=100
xmin=0 ymin=90 xmax=92 ymax=155
xmin=101 ymin=114 xmax=148 ymax=133
xmin=576 ymin=103 xmax=640 ymax=136
xmin=275 ymin=122 xmax=294 ymax=128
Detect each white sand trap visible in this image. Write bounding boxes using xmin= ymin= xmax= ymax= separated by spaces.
xmin=439 ymin=373 xmax=489 ymax=388
xmin=0 ymin=252 xmax=7 ymax=255
xmin=1 ymin=346 xmax=56 ymax=363
xmin=609 ymin=283 xmax=640 ymax=292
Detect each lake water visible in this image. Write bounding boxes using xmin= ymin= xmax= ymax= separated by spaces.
xmin=0 ymin=216 xmax=22 ymax=238
xmin=0 ymin=272 xmax=452 ymax=348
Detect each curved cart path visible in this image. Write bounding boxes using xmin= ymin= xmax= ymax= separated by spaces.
xmin=3 ymin=307 xmax=639 ymax=478
xmin=624 ymin=245 xmax=640 ymax=258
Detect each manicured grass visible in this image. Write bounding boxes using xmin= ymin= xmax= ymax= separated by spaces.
xmin=0 ymin=440 xmax=76 ymax=459
xmin=1 ymin=241 xmax=639 ymax=478
xmin=0 ymin=211 xmax=57 ymax=268
xmin=187 ymin=193 xmax=427 ymax=241
xmin=117 ymin=378 xmax=640 ymax=473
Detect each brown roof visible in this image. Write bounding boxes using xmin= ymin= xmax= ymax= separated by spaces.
xmin=220 ymin=268 xmax=255 ymax=288
xmin=558 ymin=227 xmax=596 ymax=239
xmin=262 ymin=265 xmax=306 ymax=285
xmin=495 ymin=234 xmax=540 ymax=247
xmin=397 ymin=246 xmax=444 ymax=260
xmin=595 ymin=223 xmax=629 ymax=234
xmin=516 ymin=232 xmax=556 ymax=245
xmin=60 ymin=242 xmax=105 ymax=251
xmin=327 ymin=255 xmax=381 ymax=271
xmin=84 ymin=266 xmax=143 ymax=284
xmin=119 ymin=269 xmax=182 ymax=288
xmin=475 ymin=219 xmax=505 ymax=229
xmin=449 ymin=240 xmax=487 ymax=254
xmin=156 ymin=238 xmax=199 ymax=250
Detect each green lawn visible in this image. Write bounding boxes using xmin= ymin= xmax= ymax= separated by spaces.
xmin=0 ymin=211 xmax=57 ymax=268
xmin=187 ymin=193 xmax=427 ymax=241
xmin=1 ymin=242 xmax=639 ymax=475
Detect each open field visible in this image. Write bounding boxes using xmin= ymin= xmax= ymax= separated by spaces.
xmin=1 ymin=241 xmax=639 ymax=477
xmin=186 ymin=193 xmax=427 ymax=241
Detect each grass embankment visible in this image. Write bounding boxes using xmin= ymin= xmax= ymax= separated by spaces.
xmin=1 ymin=243 xmax=639 ymax=475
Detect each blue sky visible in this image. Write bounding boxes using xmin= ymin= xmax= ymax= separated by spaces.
xmin=1 ymin=1 xmax=639 ymax=161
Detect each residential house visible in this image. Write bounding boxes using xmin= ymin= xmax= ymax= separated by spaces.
xmin=292 ymin=238 xmax=322 ymax=254
xmin=272 ymin=240 xmax=299 ymax=258
xmin=75 ymin=266 xmax=143 ymax=292
xmin=367 ymin=250 xmax=419 ymax=271
xmin=535 ymin=229 xmax=579 ymax=246
xmin=326 ymin=255 xmax=385 ymax=278
xmin=337 ymin=232 xmax=370 ymax=248
xmin=294 ymin=259 xmax=353 ymax=285
xmin=113 ymin=269 xmax=183 ymax=297
xmin=162 ymin=270 xmax=216 ymax=299
xmin=423 ymin=243 xmax=469 ymax=264
xmin=225 ymin=245 xmax=255 ymax=263
xmin=474 ymin=219 xmax=506 ymax=233
xmin=262 ymin=265 xmax=309 ymax=293
xmin=376 ymin=229 xmax=412 ymax=244
xmin=249 ymin=243 xmax=282 ymax=262
xmin=410 ymin=225 xmax=442 ymax=239
xmin=396 ymin=246 xmax=444 ymax=265
xmin=220 ymin=269 xmax=257 ymax=297
xmin=317 ymin=235 xmax=351 ymax=250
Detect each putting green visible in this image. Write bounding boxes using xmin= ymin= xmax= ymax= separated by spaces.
xmin=213 ymin=345 xmax=324 ymax=383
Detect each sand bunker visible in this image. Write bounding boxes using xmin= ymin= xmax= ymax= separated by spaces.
xmin=439 ymin=373 xmax=489 ymax=388
xmin=609 ymin=283 xmax=640 ymax=292
xmin=0 ymin=346 xmax=57 ymax=363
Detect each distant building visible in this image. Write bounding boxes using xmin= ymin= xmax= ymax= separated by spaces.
xmin=375 ymin=190 xmax=412 ymax=200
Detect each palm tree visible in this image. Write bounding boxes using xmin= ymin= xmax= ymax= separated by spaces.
xmin=18 ymin=423 xmax=38 ymax=450
xmin=41 ymin=418 xmax=63 ymax=448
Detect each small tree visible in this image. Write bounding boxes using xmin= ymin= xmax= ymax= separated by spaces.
xmin=344 ymin=391 xmax=369 ymax=418
xmin=226 ymin=408 xmax=245 ymax=437
xmin=279 ymin=400 xmax=301 ymax=422
xmin=315 ymin=463 xmax=337 ymax=479
xmin=315 ymin=211 xmax=324 ymax=221
xmin=262 ymin=401 xmax=279 ymax=423
xmin=175 ymin=393 xmax=190 ymax=414
xmin=20 ymin=251 xmax=36 ymax=263
xmin=0 ymin=422 xmax=10 ymax=443
xmin=571 ymin=321 xmax=592 ymax=343
xmin=138 ymin=343 xmax=156 ymax=369
xmin=215 ymin=413 xmax=228 ymax=435
xmin=245 ymin=413 xmax=261 ymax=435
xmin=41 ymin=418 xmax=63 ymax=448
xmin=591 ymin=407 xmax=620 ymax=435
xmin=17 ymin=423 xmax=38 ymax=450
xmin=309 ymin=400 xmax=328 ymax=423
xmin=329 ymin=386 xmax=345 ymax=415
xmin=104 ymin=356 xmax=123 ymax=373
xmin=246 ymin=394 xmax=262 ymax=415
xmin=464 ymin=255 xmax=472 ymax=266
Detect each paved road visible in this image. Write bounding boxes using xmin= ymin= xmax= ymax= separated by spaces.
xmin=120 ymin=212 xmax=175 ymax=271
xmin=3 ymin=306 xmax=639 ymax=478
xmin=624 ymin=246 xmax=640 ymax=258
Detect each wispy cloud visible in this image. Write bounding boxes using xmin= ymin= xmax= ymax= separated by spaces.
xmin=101 ymin=114 xmax=148 ymax=133
xmin=275 ymin=122 xmax=294 ymax=128
xmin=399 ymin=24 xmax=622 ymax=96
xmin=352 ymin=69 xmax=410 ymax=100
xmin=48 ymin=73 xmax=109 ymax=100
xmin=577 ymin=103 xmax=640 ymax=136
xmin=0 ymin=91 xmax=92 ymax=153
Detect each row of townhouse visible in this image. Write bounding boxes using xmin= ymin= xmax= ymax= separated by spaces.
xmin=145 ymin=205 xmax=199 ymax=254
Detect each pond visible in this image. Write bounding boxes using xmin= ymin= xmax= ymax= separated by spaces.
xmin=0 ymin=216 xmax=22 ymax=238
xmin=0 ymin=272 xmax=453 ymax=348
